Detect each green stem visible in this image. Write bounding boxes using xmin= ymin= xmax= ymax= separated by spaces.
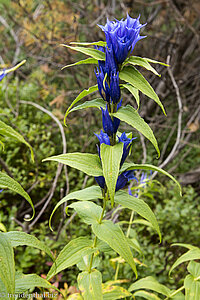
xmin=88 ymin=191 xmax=108 ymax=273
xmin=164 ymin=285 xmax=185 ymax=299
xmin=126 ymin=211 xmax=134 ymax=238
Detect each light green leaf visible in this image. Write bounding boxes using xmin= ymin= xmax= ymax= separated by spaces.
xmin=70 ymin=98 xmax=106 ymax=114
xmin=127 ymin=238 xmax=143 ymax=255
xmin=0 ymin=120 xmax=34 ymax=162
xmin=112 ymin=105 xmax=160 ymax=157
xmin=100 ymin=143 xmax=123 ymax=206
xmin=0 ymin=233 xmax=15 ymax=296
xmin=62 ymin=58 xmax=98 ymax=70
xmin=103 ymin=285 xmax=132 ymax=299
xmin=78 ymin=269 xmax=103 ymax=300
xmin=69 ymin=201 xmax=103 ymax=225
xmin=64 ymin=85 xmax=98 ymax=123
xmin=171 ymin=243 xmax=198 ymax=250
xmin=15 ymin=273 xmax=60 ymax=294
xmin=188 ymin=261 xmax=200 ymax=278
xmin=43 ymin=153 xmax=103 ymax=176
xmin=121 ymin=162 xmax=182 ymax=195
xmin=121 ymin=84 xmax=140 ymax=109
xmin=49 ymin=186 xmax=102 ymax=230
xmin=62 ymin=45 xmax=105 ymax=60
xmin=115 ymin=190 xmax=161 ymax=241
xmin=119 ymin=66 xmax=166 ymax=115
xmin=92 ymin=220 xmax=137 ymax=277
xmin=133 ymin=290 xmax=161 ymax=300
xmin=68 ymin=294 xmax=84 ymax=300
xmin=47 ymin=237 xmax=96 ymax=280
xmin=129 ymin=276 xmax=171 ymax=296
xmin=123 ymin=56 xmax=161 ymax=76
xmin=5 ymin=231 xmax=54 ymax=260
xmin=184 ymin=274 xmax=200 ymax=300
xmin=169 ymin=249 xmax=200 ymax=275
xmin=0 ymin=172 xmax=35 ymax=220
xmin=144 ymin=58 xmax=169 ymax=66
xmin=70 ymin=41 xmax=106 ymax=47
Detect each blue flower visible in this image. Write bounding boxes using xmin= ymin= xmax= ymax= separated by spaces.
xmin=116 ymin=170 xmax=137 ymax=191
xmin=95 ymin=67 xmax=110 ymax=102
xmin=118 ymin=132 xmax=136 ymax=166
xmin=0 ymin=189 xmax=3 ymax=193
xmin=95 ymin=176 xmax=105 ymax=189
xmin=101 ymin=104 xmax=120 ymax=136
xmin=110 ymin=71 xmax=121 ymax=103
xmin=94 ymin=130 xmax=111 ymax=145
xmin=0 ymin=70 xmax=6 ymax=82
xmin=105 ymin=45 xmax=118 ymax=77
xmin=129 ymin=171 xmax=151 ymax=197
xmin=99 ymin=14 xmax=146 ymax=64
xmin=95 ymin=46 xmax=106 ymax=74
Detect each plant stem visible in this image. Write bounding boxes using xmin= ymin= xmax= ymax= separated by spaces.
xmin=165 ymin=285 xmax=185 ymax=299
xmin=88 ymin=191 xmax=108 ymax=273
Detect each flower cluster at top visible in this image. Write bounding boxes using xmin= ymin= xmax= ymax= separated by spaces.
xmin=94 ymin=14 xmax=145 ymax=192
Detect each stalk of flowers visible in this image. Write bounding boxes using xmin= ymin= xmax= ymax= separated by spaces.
xmin=94 ymin=14 xmax=145 ymax=194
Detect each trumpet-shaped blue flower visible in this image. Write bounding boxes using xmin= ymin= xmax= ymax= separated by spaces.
xmin=0 ymin=70 xmax=6 ymax=82
xmin=118 ymin=132 xmax=136 ymax=166
xmin=95 ymin=67 xmax=110 ymax=102
xmin=110 ymin=71 xmax=121 ymax=103
xmin=116 ymin=170 xmax=137 ymax=191
xmin=101 ymin=103 xmax=121 ymax=136
xmin=99 ymin=14 xmax=146 ymax=64
xmin=105 ymin=45 xmax=118 ymax=77
xmin=94 ymin=130 xmax=111 ymax=145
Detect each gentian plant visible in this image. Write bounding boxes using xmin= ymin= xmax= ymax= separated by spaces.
xmin=44 ymin=14 xmax=182 ymax=299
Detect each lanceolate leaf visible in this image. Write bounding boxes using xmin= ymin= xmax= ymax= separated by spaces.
xmin=43 ymin=153 xmax=103 ymax=176
xmin=128 ymin=276 xmax=171 ymax=297
xmin=78 ymin=269 xmax=103 ymax=300
xmin=70 ymin=98 xmax=106 ymax=114
xmin=121 ymin=84 xmax=140 ymax=109
xmin=103 ymin=285 xmax=132 ymax=300
xmin=0 ymin=233 xmax=15 ymax=296
xmin=49 ymin=185 xmax=102 ymax=230
xmin=133 ymin=290 xmax=161 ymax=300
xmin=62 ymin=58 xmax=98 ymax=70
xmin=144 ymin=58 xmax=169 ymax=66
xmin=123 ymin=56 xmax=161 ymax=76
xmin=92 ymin=220 xmax=137 ymax=277
xmin=62 ymin=45 xmax=105 ymax=60
xmin=64 ymin=85 xmax=98 ymax=123
xmin=169 ymin=249 xmax=200 ymax=275
xmin=0 ymin=172 xmax=35 ymax=220
xmin=70 ymin=41 xmax=106 ymax=47
xmin=100 ymin=143 xmax=123 ymax=206
xmin=5 ymin=231 xmax=54 ymax=260
xmin=115 ymin=190 xmax=161 ymax=241
xmin=121 ymin=162 xmax=182 ymax=195
xmin=119 ymin=66 xmax=166 ymax=115
xmin=69 ymin=201 xmax=103 ymax=225
xmin=47 ymin=237 xmax=96 ymax=280
xmin=112 ymin=105 xmax=160 ymax=157
xmin=0 ymin=120 xmax=34 ymax=161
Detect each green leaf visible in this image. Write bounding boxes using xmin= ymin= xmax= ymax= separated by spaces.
xmin=70 ymin=98 xmax=106 ymax=114
xmin=92 ymin=220 xmax=137 ymax=277
xmin=127 ymin=238 xmax=143 ymax=255
xmin=128 ymin=276 xmax=171 ymax=296
xmin=169 ymin=249 xmax=200 ymax=275
xmin=144 ymin=58 xmax=169 ymax=66
xmin=43 ymin=153 xmax=103 ymax=176
xmin=188 ymin=261 xmax=200 ymax=278
xmin=184 ymin=274 xmax=200 ymax=300
xmin=47 ymin=237 xmax=96 ymax=280
xmin=62 ymin=45 xmax=105 ymax=60
xmin=100 ymin=143 xmax=123 ymax=206
xmin=69 ymin=201 xmax=103 ymax=225
xmin=0 ymin=233 xmax=15 ymax=296
xmin=115 ymin=191 xmax=161 ymax=241
xmin=70 ymin=41 xmax=106 ymax=47
xmin=62 ymin=58 xmax=98 ymax=70
xmin=121 ymin=84 xmax=140 ymax=109
xmin=0 ymin=120 xmax=34 ymax=162
xmin=121 ymin=162 xmax=182 ymax=195
xmin=171 ymin=243 xmax=198 ymax=250
xmin=133 ymin=290 xmax=161 ymax=300
xmin=5 ymin=231 xmax=54 ymax=260
xmin=112 ymin=105 xmax=160 ymax=157
xmin=49 ymin=186 xmax=102 ymax=230
xmin=64 ymin=84 xmax=98 ymax=123
xmin=103 ymin=285 xmax=132 ymax=300
xmin=119 ymin=66 xmax=166 ymax=115
xmin=15 ymin=273 xmax=60 ymax=294
xmin=0 ymin=172 xmax=35 ymax=220
xmin=78 ymin=269 xmax=103 ymax=300
xmin=123 ymin=56 xmax=161 ymax=76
